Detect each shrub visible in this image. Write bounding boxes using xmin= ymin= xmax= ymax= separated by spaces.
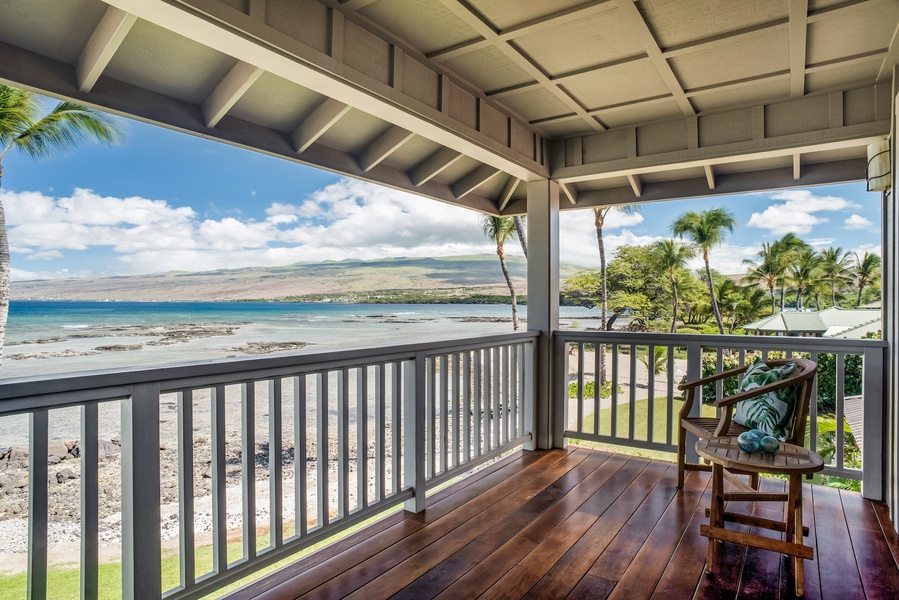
xmin=815 ymin=353 xmax=862 ymax=414
xmin=568 ymin=380 xmax=621 ymax=399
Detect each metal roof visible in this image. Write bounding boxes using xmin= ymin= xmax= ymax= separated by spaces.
xmin=0 ymin=0 xmax=896 ymax=214
xmin=744 ymin=307 xmax=883 ymax=337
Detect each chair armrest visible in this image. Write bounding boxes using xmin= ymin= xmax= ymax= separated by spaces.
xmin=677 ymin=364 xmax=750 ymax=392
xmin=713 ymin=374 xmax=807 ymax=408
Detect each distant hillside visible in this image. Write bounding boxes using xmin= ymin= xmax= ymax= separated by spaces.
xmin=11 ymin=255 xmax=587 ymax=302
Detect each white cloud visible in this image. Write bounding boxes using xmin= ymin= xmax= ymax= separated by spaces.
xmin=691 ymin=243 xmax=760 ymax=276
xmin=747 ymin=189 xmax=859 ymax=235
xmin=844 ymin=214 xmax=873 ymax=229
xmin=851 ymin=243 xmax=881 ymax=257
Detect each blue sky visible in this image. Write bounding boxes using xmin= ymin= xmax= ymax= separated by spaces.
xmin=0 ymin=115 xmax=882 ymax=281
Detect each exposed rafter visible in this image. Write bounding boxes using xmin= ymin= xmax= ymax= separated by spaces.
xmin=411 ymin=148 xmax=463 ymax=186
xmin=560 ymin=183 xmax=578 ymax=205
xmin=76 ymin=6 xmax=137 ymax=92
xmin=359 ymin=127 xmax=415 ymax=172
xmin=291 ymin=99 xmax=351 ymax=153
xmin=704 ymin=165 xmax=716 ymax=190
xmin=202 ymin=61 xmax=264 ymax=128
xmin=627 ymin=174 xmax=643 ymax=197
xmin=497 ymin=176 xmax=521 ymax=211
xmin=793 ymin=154 xmax=802 ymax=180
xmin=788 ymin=0 xmax=809 ymax=97
xmin=452 ymin=164 xmax=500 ymax=199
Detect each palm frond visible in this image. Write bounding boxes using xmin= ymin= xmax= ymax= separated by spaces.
xmin=12 ymin=101 xmax=124 ymax=159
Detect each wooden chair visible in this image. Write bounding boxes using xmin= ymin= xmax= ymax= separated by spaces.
xmin=676 ymin=358 xmax=817 ymax=488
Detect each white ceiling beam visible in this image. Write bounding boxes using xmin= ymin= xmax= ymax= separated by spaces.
xmin=560 ymin=182 xmax=578 ymax=205
xmin=876 ymin=19 xmax=899 ymax=82
xmin=76 ymin=6 xmax=137 ymax=92
xmin=614 ymin=0 xmax=694 ymax=116
xmin=359 ymin=126 xmax=415 ymax=172
xmin=793 ymin=154 xmax=802 ymax=180
xmin=451 ymin=164 xmax=501 ymax=199
xmin=340 ymin=0 xmax=380 ymax=11
xmin=291 ymin=99 xmax=351 ymax=153
xmin=704 ymin=165 xmax=716 ymax=189
xmin=410 ymin=147 xmax=463 ymax=186
xmin=497 ymin=176 xmax=521 ymax=211
xmin=627 ymin=174 xmax=643 ymax=197
xmin=202 ymin=61 xmax=264 ymax=128
xmin=788 ymin=0 xmax=809 ymax=97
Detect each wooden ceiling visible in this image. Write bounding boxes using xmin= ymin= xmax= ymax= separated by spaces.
xmin=0 ymin=0 xmax=896 ymax=213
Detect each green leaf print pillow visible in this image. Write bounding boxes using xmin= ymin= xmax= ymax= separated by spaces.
xmin=732 ymin=360 xmax=798 ymax=441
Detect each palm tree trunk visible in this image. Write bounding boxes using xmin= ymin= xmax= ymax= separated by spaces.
xmin=497 ymin=245 xmax=519 ymax=331
xmin=831 ymin=283 xmax=836 ymax=307
xmin=670 ymin=279 xmax=678 ymax=333
xmin=704 ymin=255 xmax=725 ymax=334
xmin=780 ymin=286 xmax=785 ymax=311
xmin=769 ymin=285 xmax=776 ymax=315
xmin=513 ymin=216 xmax=528 ymax=259
xmin=0 ymin=179 xmax=8 ymax=369
xmin=595 ymin=213 xmax=607 ymax=384
xmin=796 ymin=287 xmax=802 ymax=310
xmin=856 ymin=285 xmax=864 ymax=307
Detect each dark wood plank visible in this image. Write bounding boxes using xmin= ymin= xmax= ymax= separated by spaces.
xmin=298 ymin=449 xmax=591 ymax=599
xmin=250 ymin=448 xmax=574 ymax=600
xmin=392 ymin=452 xmax=631 ymax=600
xmin=522 ymin=459 xmax=670 ymax=599
xmin=565 ymin=466 xmax=681 ymax=600
xmin=840 ymin=490 xmax=899 ymax=598
xmin=229 ymin=448 xmax=542 ymax=600
xmin=872 ymin=501 xmax=899 ymax=568
xmin=736 ymin=477 xmax=786 ymax=599
xmin=607 ymin=469 xmax=711 ymax=600
xmin=353 ymin=450 xmax=615 ymax=599
xmin=813 ymin=485 xmax=864 ymax=600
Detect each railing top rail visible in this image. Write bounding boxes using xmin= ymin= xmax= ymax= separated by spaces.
xmin=0 ymin=331 xmax=538 ymax=414
xmin=554 ymin=330 xmax=887 ymax=352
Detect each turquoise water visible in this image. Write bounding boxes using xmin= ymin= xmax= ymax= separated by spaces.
xmin=3 ymin=301 xmax=600 ymax=378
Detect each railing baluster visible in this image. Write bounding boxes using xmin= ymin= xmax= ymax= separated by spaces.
xmin=511 ymin=345 xmax=519 ymax=440
xmin=211 ymin=384 xmax=227 ymax=573
xmin=269 ymin=379 xmax=283 ymax=548
xmin=463 ymin=352 xmax=472 ymax=463
xmin=647 ymin=345 xmax=655 ymax=442
xmin=177 ymin=390 xmax=195 ymax=589
xmin=492 ymin=346 xmax=501 ymax=450
xmin=483 ymin=350 xmax=491 ymax=453
xmin=503 ymin=345 xmax=510 ymax=444
xmin=474 ymin=350 xmax=482 ymax=456
xmin=338 ymin=369 xmax=349 ymax=519
xmin=358 ymin=366 xmax=369 ymax=510
xmin=628 ymin=344 xmax=637 ymax=440
xmin=452 ymin=353 xmax=461 ymax=468
xmin=440 ymin=354 xmax=448 ymax=474
xmin=376 ymin=364 xmax=385 ymax=502
xmin=807 ymin=351 xmax=819 ymax=456
xmin=316 ymin=373 xmax=328 ymax=529
xmin=392 ymin=362 xmax=402 ymax=495
xmin=242 ymin=382 xmax=257 ymax=560
xmin=666 ymin=345 xmax=674 ymax=446
xmin=593 ymin=343 xmax=601 ymax=437
xmin=577 ymin=342 xmax=584 ymax=434
xmin=81 ymin=402 xmax=100 ymax=600
xmin=836 ymin=353 xmax=845 ymax=470
xmin=611 ymin=344 xmax=619 ymax=439
xmin=427 ymin=357 xmax=436 ymax=478
xmin=28 ymin=409 xmax=49 ymax=600
xmin=295 ymin=375 xmax=307 ymax=537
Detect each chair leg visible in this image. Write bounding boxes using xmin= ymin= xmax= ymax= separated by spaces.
xmin=749 ymin=472 xmax=759 ymax=490
xmin=677 ymin=424 xmax=687 ymax=488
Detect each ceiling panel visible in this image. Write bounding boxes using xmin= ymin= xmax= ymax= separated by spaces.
xmin=230 ymin=73 xmax=323 ymax=133
xmin=806 ymin=0 xmax=899 ymax=65
xmin=442 ymin=46 xmax=533 ymax=93
xmin=105 ymin=20 xmax=237 ymax=105
xmin=316 ymin=109 xmax=390 ymax=154
xmin=359 ymin=0 xmax=479 ymax=55
xmin=0 ymin=0 xmax=106 ymax=64
xmin=514 ymin=5 xmax=643 ymax=77
xmin=669 ymin=26 xmax=789 ymax=90
xmin=597 ymin=100 xmax=684 ymax=129
xmin=641 ymin=0 xmax=787 ymax=49
xmin=382 ymin=137 xmax=443 ymax=172
xmin=690 ymin=79 xmax=791 ymax=113
xmin=563 ymin=59 xmax=670 ymax=110
xmin=472 ymin=0 xmax=589 ymax=31
xmin=805 ymin=61 xmax=882 ymax=95
xmin=499 ymin=87 xmax=576 ymax=123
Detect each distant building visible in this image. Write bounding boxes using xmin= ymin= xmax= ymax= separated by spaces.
xmin=742 ymin=307 xmax=881 ymax=339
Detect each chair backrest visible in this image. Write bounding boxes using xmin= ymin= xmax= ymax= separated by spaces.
xmin=755 ymin=358 xmax=817 ymax=445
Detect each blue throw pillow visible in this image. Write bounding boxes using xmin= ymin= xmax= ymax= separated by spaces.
xmin=732 ymin=360 xmax=797 ymax=441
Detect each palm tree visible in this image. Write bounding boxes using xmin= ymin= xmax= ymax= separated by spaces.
xmin=714 ymin=279 xmax=741 ymax=333
xmin=735 ymin=286 xmax=770 ymax=330
xmin=480 ymin=215 xmax=520 ymax=330
xmin=512 ymin=215 xmax=528 ymax=258
xmin=593 ymin=204 xmax=639 ymax=381
xmin=743 ymin=243 xmax=781 ymax=315
xmin=0 ymin=85 xmax=123 ymax=366
xmin=788 ymin=247 xmax=822 ymax=310
xmin=851 ymin=251 xmax=881 ymax=307
xmin=671 ymin=208 xmax=737 ymax=334
xmin=770 ymin=233 xmax=807 ymax=310
xmin=819 ymin=247 xmax=853 ymax=307
xmin=653 ymin=239 xmax=697 ymax=333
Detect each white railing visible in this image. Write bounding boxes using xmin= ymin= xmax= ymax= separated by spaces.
xmin=0 ymin=332 xmax=536 ymax=600
xmin=554 ymin=331 xmax=886 ymax=499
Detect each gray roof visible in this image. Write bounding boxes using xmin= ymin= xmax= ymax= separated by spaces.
xmin=744 ymin=308 xmax=882 ymax=338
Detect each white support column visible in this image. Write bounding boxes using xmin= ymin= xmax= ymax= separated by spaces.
xmin=885 ymin=87 xmax=898 ymax=526
xmin=527 ymin=179 xmax=560 ymax=449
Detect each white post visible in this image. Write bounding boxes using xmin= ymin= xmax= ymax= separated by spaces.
xmin=404 ymin=354 xmax=426 ymax=512
xmin=527 ymin=179 xmax=560 ymax=449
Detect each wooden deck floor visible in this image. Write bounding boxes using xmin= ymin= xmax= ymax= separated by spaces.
xmin=227 ymin=447 xmax=899 ymax=600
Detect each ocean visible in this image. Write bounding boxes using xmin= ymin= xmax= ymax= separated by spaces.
xmin=2 ymin=301 xmax=601 ymax=379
